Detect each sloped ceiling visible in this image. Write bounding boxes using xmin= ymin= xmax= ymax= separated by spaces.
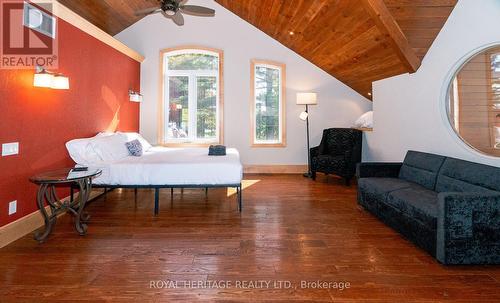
xmin=215 ymin=0 xmax=457 ymax=98
xmin=56 ymin=0 xmax=158 ymax=35
xmin=56 ymin=0 xmax=457 ymax=99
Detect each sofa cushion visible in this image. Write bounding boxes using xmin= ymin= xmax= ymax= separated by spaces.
xmin=435 ymin=158 xmax=500 ymax=194
xmin=358 ymin=177 xmax=417 ymax=203
xmin=398 ymin=151 xmax=446 ymax=190
xmin=386 ymin=186 xmax=438 ymax=229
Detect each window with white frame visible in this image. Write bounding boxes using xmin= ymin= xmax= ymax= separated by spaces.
xmin=160 ymin=48 xmax=223 ymax=145
xmin=251 ymin=60 xmax=286 ymax=147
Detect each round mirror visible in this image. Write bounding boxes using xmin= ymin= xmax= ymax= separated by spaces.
xmin=447 ymin=45 xmax=500 ymax=157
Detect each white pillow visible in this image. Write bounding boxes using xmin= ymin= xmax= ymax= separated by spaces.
xmin=118 ymin=132 xmax=153 ymax=151
xmin=90 ymin=134 xmax=130 ymax=162
xmin=353 ymin=111 xmax=373 ymax=128
xmin=97 ymin=132 xmax=115 ymax=137
xmin=66 ymin=135 xmax=102 ymax=165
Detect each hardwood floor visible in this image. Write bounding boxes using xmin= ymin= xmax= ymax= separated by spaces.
xmin=1 ymin=174 xmax=499 ymax=302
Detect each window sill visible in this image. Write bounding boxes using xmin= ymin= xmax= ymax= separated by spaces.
xmin=251 ymin=143 xmax=287 ymax=148
xmin=159 ymin=143 xmax=220 ymax=148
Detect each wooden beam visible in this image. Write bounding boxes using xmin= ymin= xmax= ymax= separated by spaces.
xmin=361 ymin=0 xmax=421 ymax=73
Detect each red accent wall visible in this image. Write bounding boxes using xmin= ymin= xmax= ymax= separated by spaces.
xmin=0 ymin=19 xmax=140 ymax=227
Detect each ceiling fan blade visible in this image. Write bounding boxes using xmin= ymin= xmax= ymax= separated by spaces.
xmin=172 ymin=12 xmax=185 ymax=26
xmin=180 ymin=5 xmax=215 ymax=17
xmin=162 ymin=10 xmax=185 ymax=26
xmin=134 ymin=6 xmax=161 ymax=16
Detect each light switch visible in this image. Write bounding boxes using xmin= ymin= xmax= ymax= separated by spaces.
xmin=9 ymin=200 xmax=17 ymax=215
xmin=2 ymin=142 xmax=19 ymax=156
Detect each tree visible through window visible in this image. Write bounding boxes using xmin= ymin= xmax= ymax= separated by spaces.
xmin=251 ymin=60 xmax=286 ymax=146
xmin=161 ymin=48 xmax=222 ymax=145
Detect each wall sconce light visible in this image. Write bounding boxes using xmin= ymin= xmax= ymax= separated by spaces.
xmin=33 ymin=66 xmax=69 ymax=90
xmin=51 ymin=74 xmax=70 ymax=89
xmin=33 ymin=68 xmax=53 ymax=88
xmin=129 ymin=90 xmax=143 ymax=102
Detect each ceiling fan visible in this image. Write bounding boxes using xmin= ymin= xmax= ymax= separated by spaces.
xmin=135 ymin=0 xmax=215 ymax=26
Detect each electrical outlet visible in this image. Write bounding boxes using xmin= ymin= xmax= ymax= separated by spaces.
xmin=8 ymin=200 xmax=17 ymax=215
xmin=2 ymin=142 xmax=19 ymax=156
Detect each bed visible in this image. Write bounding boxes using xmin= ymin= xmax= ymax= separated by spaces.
xmin=66 ymin=132 xmax=243 ymax=214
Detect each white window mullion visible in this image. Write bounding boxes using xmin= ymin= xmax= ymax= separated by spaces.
xmin=278 ymin=68 xmax=283 ymax=144
xmin=215 ymin=74 xmax=220 ymax=142
xmin=189 ymin=74 xmax=197 ymax=141
xmin=253 ymin=70 xmax=258 ymax=143
xmin=164 ymin=75 xmax=170 ymax=143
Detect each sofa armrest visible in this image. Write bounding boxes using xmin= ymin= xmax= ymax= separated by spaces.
xmin=436 ymin=192 xmax=500 ymax=265
xmin=356 ymin=162 xmax=402 ymax=179
xmin=310 ymin=146 xmax=320 ymax=158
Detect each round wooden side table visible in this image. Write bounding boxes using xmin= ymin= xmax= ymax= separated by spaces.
xmin=29 ymin=168 xmax=102 ymax=243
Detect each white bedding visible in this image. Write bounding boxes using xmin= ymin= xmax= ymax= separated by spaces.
xmin=90 ymin=147 xmax=243 ymax=186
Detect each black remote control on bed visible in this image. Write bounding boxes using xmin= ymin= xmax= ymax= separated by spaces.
xmin=72 ymin=167 xmax=88 ymax=172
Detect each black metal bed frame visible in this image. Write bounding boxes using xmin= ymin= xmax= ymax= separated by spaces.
xmin=72 ymin=183 xmax=242 ymax=215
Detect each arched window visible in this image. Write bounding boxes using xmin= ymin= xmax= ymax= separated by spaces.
xmin=159 ymin=47 xmax=223 ymax=145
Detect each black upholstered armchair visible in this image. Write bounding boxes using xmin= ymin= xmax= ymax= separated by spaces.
xmin=310 ymin=128 xmax=362 ymax=185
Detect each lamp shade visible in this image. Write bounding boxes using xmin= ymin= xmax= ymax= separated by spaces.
xmin=296 ymin=92 xmax=317 ymax=105
xmin=51 ymin=74 xmax=69 ymax=90
xmin=33 ymin=71 xmax=54 ymax=88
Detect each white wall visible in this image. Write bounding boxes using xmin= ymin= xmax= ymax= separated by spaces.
xmin=115 ymin=0 xmax=371 ymax=165
xmin=364 ymin=0 xmax=500 ymax=167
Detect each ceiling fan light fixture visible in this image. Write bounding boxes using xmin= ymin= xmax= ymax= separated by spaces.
xmin=165 ymin=9 xmax=176 ymax=16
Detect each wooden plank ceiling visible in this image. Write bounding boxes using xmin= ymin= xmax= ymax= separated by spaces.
xmin=215 ymin=0 xmax=457 ymax=98
xmin=57 ymin=0 xmax=457 ymax=98
xmin=56 ymin=0 xmax=159 ymax=36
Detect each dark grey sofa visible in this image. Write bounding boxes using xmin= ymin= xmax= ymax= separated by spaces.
xmin=357 ymin=150 xmax=500 ymax=265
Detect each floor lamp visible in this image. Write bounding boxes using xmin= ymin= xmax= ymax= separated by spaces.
xmin=297 ymin=93 xmax=318 ymax=178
